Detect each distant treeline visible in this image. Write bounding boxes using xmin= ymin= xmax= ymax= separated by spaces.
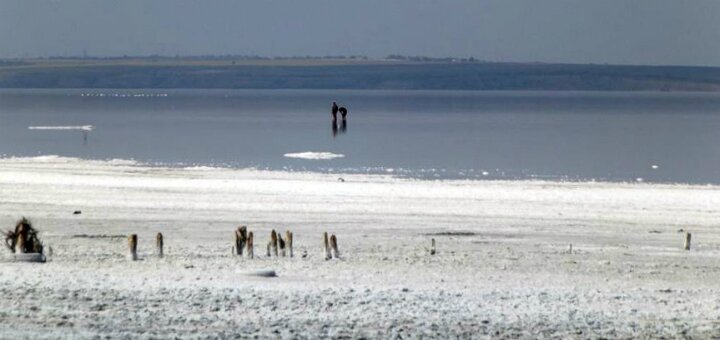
xmin=21 ymin=54 xmax=474 ymax=62
xmin=1 ymin=60 xmax=719 ymax=91
xmin=36 ymin=54 xmax=373 ymax=61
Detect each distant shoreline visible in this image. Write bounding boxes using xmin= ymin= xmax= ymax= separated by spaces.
xmin=2 ymin=58 xmax=720 ymax=91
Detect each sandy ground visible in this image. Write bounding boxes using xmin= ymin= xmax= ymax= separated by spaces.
xmin=1 ymin=156 xmax=720 ymax=339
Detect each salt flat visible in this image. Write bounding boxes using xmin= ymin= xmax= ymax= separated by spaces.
xmin=1 ymin=156 xmax=720 ymax=338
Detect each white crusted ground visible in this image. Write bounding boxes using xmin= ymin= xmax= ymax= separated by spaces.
xmin=1 ymin=156 xmax=720 ymax=339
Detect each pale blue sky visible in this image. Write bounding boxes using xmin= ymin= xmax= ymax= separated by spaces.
xmin=1 ymin=0 xmax=719 ymax=66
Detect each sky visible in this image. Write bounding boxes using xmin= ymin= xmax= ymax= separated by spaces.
xmin=1 ymin=0 xmax=719 ymax=66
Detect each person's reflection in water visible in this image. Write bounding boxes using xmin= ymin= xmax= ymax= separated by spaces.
xmin=340 ymin=118 xmax=347 ymax=134
xmin=332 ymin=120 xmax=338 ymax=138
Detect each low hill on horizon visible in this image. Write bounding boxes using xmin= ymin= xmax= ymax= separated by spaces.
xmin=1 ymin=58 xmax=719 ymax=91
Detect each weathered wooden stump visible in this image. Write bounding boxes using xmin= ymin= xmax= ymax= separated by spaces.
xmin=247 ymin=231 xmax=254 ymax=259
xmin=684 ymin=232 xmax=692 ymax=251
xmin=156 ymin=232 xmax=164 ymax=258
xmin=5 ymin=217 xmax=44 ymax=255
xmin=267 ymin=230 xmax=278 ymax=257
xmin=323 ymin=232 xmax=331 ymax=260
xmin=15 ymin=225 xmax=27 ymax=254
xmin=235 ymin=226 xmax=247 ymax=256
xmin=430 ymin=238 xmax=436 ymax=255
xmin=278 ymin=234 xmax=286 ymax=257
xmin=128 ymin=234 xmax=138 ymax=261
xmin=286 ymin=231 xmax=293 ymax=258
xmin=330 ymin=234 xmax=340 ymax=259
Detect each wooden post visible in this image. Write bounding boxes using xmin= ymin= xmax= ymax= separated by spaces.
xmin=684 ymin=232 xmax=692 ymax=251
xmin=267 ymin=229 xmax=278 ymax=257
xmin=278 ymin=234 xmax=286 ymax=257
xmin=15 ymin=223 xmax=27 ymax=254
xmin=323 ymin=232 xmax=331 ymax=260
xmin=235 ymin=226 xmax=247 ymax=256
xmin=286 ymin=231 xmax=293 ymax=257
xmin=128 ymin=234 xmax=138 ymax=261
xmin=330 ymin=234 xmax=339 ymax=259
xmin=430 ymin=238 xmax=436 ymax=255
xmin=270 ymin=229 xmax=278 ymax=257
xmin=156 ymin=232 xmax=164 ymax=258
xmin=247 ymin=231 xmax=254 ymax=259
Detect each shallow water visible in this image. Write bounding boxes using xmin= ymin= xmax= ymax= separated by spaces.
xmin=1 ymin=89 xmax=720 ymax=183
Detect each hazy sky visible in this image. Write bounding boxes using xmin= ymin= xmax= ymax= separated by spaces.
xmin=1 ymin=0 xmax=719 ymax=66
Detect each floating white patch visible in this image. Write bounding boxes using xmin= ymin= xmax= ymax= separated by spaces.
xmin=651 ymin=165 xmax=659 ymax=169
xmin=283 ymin=152 xmax=344 ymax=160
xmin=29 ymin=125 xmax=95 ymax=131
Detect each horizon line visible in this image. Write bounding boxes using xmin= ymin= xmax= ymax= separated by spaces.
xmin=1 ymin=55 xmax=719 ymax=69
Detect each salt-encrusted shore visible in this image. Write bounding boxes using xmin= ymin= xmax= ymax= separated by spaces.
xmin=1 ymin=156 xmax=720 ymax=338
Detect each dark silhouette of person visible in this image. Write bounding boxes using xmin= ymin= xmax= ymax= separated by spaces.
xmin=331 ymin=102 xmax=339 ymax=121
xmin=331 ymin=120 xmax=338 ymax=138
xmin=339 ymin=106 xmax=347 ymax=120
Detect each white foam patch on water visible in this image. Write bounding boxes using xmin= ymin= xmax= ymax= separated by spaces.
xmin=284 ymin=152 xmax=345 ymax=160
xmin=29 ymin=125 xmax=95 ymax=131
xmin=1 ymin=155 xmax=137 ymax=166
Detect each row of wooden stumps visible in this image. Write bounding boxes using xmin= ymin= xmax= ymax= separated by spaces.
xmin=233 ymin=226 xmax=340 ymax=260
xmin=265 ymin=229 xmax=294 ymax=258
xmin=127 ymin=232 xmax=164 ymax=261
xmin=123 ymin=229 xmax=695 ymax=261
xmin=127 ymin=228 xmax=341 ymax=260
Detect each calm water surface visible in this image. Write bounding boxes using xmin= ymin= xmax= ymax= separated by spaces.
xmin=1 ymin=89 xmax=720 ymax=183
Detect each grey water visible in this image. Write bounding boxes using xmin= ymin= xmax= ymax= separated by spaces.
xmin=1 ymin=89 xmax=720 ymax=184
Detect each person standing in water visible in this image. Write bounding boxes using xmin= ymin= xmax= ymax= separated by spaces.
xmin=338 ymin=106 xmax=348 ymax=134
xmin=331 ymin=101 xmax=339 ymax=121
xmin=339 ymin=106 xmax=347 ymax=121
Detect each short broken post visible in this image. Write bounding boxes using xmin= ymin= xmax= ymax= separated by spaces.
xmin=684 ymin=232 xmax=692 ymax=251
xmin=235 ymin=226 xmax=247 ymax=256
xmin=330 ymin=234 xmax=340 ymax=259
xmin=246 ymin=231 xmax=254 ymax=259
xmin=156 ymin=232 xmax=164 ymax=258
xmin=14 ymin=223 xmax=28 ymax=254
xmin=278 ymin=233 xmax=286 ymax=257
xmin=128 ymin=234 xmax=138 ymax=261
xmin=267 ymin=230 xmax=278 ymax=257
xmin=430 ymin=238 xmax=436 ymax=255
xmin=286 ymin=231 xmax=293 ymax=257
xmin=323 ymin=232 xmax=331 ymax=260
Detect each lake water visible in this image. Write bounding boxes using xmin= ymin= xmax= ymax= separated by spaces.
xmin=1 ymin=89 xmax=720 ymax=183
